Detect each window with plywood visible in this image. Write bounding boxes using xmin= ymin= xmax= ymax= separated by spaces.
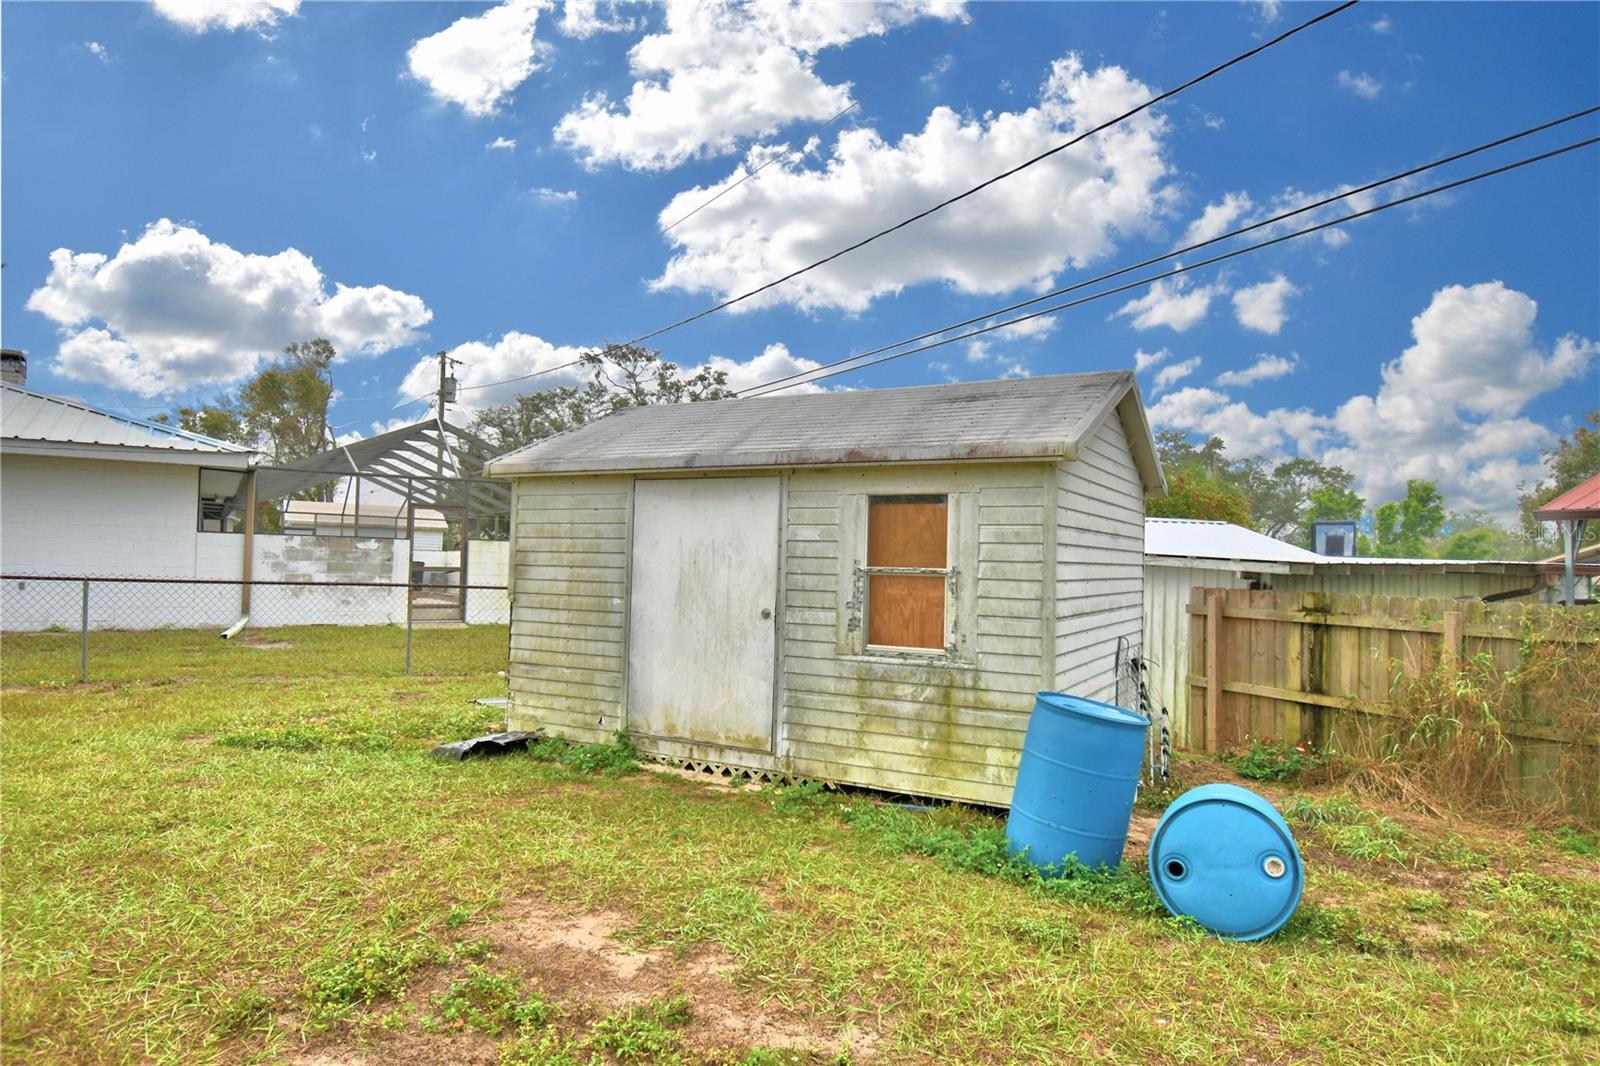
xmin=865 ymin=494 xmax=949 ymax=651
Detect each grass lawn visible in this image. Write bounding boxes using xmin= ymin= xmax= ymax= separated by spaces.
xmin=2 ymin=627 xmax=1597 ymax=1064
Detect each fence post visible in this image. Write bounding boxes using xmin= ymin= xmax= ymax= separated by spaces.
xmin=79 ymin=578 xmax=89 ymax=682
xmin=1205 ymin=590 xmax=1223 ymax=751
xmin=405 ymin=576 xmax=414 ymax=675
xmin=1441 ymin=605 xmax=1464 ymax=663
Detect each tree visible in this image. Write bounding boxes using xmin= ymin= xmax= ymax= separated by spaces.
xmin=1236 ymin=456 xmax=1361 ymax=545
xmin=1517 ymin=410 xmax=1600 ymax=548
xmin=1147 ymin=468 xmax=1253 ymax=526
xmin=239 ymin=338 xmax=337 ymax=465
xmin=1369 ymin=479 xmax=1446 ymax=557
xmin=471 ymin=342 xmax=735 ymax=453
xmin=160 ymin=338 xmax=337 ymax=465
xmin=1304 ymin=483 xmax=1364 ymax=526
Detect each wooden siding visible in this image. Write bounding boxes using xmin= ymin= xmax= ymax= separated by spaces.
xmin=1055 ymin=413 xmax=1145 ymax=703
xmin=781 ymin=464 xmax=1051 ymax=806
xmin=505 ymin=476 xmax=630 ymax=743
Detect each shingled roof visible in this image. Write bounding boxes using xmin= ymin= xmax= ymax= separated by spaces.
xmin=484 ymin=370 xmax=1164 ymax=492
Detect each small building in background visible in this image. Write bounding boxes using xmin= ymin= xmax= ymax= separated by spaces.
xmin=485 ymin=372 xmax=1166 ymax=806
xmin=280 ymin=500 xmax=449 ymax=549
xmin=1310 ymin=519 xmax=1358 ymax=557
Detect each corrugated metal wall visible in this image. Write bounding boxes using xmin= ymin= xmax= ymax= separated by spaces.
xmin=1143 ymin=564 xmax=1250 ymax=746
xmin=1270 ymin=569 xmax=1534 ymax=600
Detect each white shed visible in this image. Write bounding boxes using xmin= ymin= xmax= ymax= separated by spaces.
xmin=484 ymin=371 xmax=1165 ymax=806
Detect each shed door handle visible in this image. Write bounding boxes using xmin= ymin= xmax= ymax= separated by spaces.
xmin=760 ymin=608 xmax=773 ymax=620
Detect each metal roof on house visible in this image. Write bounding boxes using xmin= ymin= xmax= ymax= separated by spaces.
xmin=1144 ymin=518 xmax=1325 ymax=566
xmin=484 ymin=371 xmax=1164 ymax=490
xmin=1534 ymin=472 xmax=1600 ymax=521
xmin=1 ymin=383 xmax=251 ymax=459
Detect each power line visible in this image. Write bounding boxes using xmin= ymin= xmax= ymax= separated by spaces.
xmin=619 ymin=0 xmax=1360 ymax=348
xmin=739 ymin=105 xmax=1600 ymax=397
xmin=530 ymin=11 xmax=990 ymax=312
xmin=737 ymin=135 xmax=1599 ymax=396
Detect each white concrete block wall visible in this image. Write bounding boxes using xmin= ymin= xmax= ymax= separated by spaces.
xmin=465 ymin=540 xmax=510 ymax=625
xmin=1 ymin=453 xmax=505 ymax=630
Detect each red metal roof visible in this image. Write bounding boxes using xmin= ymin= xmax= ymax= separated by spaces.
xmin=1534 ymin=471 xmax=1600 ymax=520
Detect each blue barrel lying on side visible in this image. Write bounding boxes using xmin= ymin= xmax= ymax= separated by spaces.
xmin=1147 ymin=783 xmax=1304 ymax=940
xmin=1005 ymin=691 xmax=1150 ymax=871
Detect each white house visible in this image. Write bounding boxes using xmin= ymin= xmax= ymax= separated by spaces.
xmin=0 ymin=381 xmax=410 ymax=630
xmin=484 ymin=372 xmax=1166 ymax=806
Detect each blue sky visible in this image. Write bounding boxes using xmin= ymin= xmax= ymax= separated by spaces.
xmin=3 ymin=0 xmax=1597 ymax=517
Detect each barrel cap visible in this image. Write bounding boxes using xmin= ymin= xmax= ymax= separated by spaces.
xmin=1147 ymin=783 xmax=1303 ymax=941
xmin=1034 ymin=690 xmax=1150 ymax=728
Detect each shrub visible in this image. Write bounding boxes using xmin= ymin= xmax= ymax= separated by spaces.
xmin=1228 ymin=738 xmax=1325 ymax=782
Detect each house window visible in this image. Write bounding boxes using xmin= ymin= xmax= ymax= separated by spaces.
xmin=196 ymin=468 xmax=248 ymax=533
xmin=865 ymin=494 xmax=949 ymax=651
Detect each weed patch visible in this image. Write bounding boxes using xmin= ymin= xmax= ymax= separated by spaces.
xmin=217 ymin=725 xmax=395 ymax=754
xmin=769 ymin=780 xmax=834 ymax=816
xmin=1227 ymin=738 xmax=1326 ymax=782
xmin=1283 ymin=794 xmax=1412 ymax=863
xmin=588 ymin=994 xmax=693 ymax=1061
xmin=839 ymin=801 xmax=1168 ymax=920
xmin=526 ymin=731 xmax=637 ymax=776
xmin=303 ymin=936 xmax=443 ymax=1024
xmin=434 ymin=965 xmax=552 ymax=1036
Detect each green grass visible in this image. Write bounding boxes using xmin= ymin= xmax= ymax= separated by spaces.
xmin=3 ymin=627 xmax=1598 ymax=1063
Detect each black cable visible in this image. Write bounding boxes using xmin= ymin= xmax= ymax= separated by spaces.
xmin=530 ymin=11 xmax=990 ymax=312
xmin=620 ymin=0 xmax=1361 ymax=347
xmin=739 ymin=105 xmax=1600 ymax=397
xmin=739 ymin=136 xmax=1599 ymax=396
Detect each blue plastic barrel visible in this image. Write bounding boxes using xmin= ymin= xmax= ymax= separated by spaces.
xmin=1147 ymin=783 xmax=1303 ymax=941
xmin=1005 ymin=692 xmax=1150 ymax=871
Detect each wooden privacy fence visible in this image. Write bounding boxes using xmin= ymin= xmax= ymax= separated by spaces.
xmin=1185 ymin=588 xmax=1599 ymax=802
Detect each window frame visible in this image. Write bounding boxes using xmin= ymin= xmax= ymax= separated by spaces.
xmin=861 ymin=493 xmax=953 ymax=656
xmin=195 ymin=466 xmax=249 ymax=535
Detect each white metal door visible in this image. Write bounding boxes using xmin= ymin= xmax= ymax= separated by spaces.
xmin=628 ymin=477 xmax=780 ymax=751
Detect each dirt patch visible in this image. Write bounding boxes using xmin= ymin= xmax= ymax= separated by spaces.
xmin=291 ymin=898 xmax=875 ymax=1065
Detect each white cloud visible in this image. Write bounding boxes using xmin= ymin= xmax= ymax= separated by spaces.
xmin=1370 ymin=15 xmax=1393 ymax=34
xmin=554 ymin=0 xmax=966 ymax=171
xmin=25 ymin=219 xmax=432 ymax=396
xmin=1214 ymin=352 xmax=1298 ymax=387
xmin=652 ymin=53 xmax=1176 ymax=313
xmin=1116 ymin=277 xmax=1225 ymax=333
xmin=407 ymin=0 xmax=553 ymax=117
xmin=1149 ymin=281 xmax=1598 ymax=517
xmin=1231 ymin=274 xmax=1298 ymax=334
xmin=1153 ymin=356 xmax=1201 ymax=393
xmin=398 ymin=331 xmax=588 ymax=414
xmin=559 ymin=0 xmax=639 ymax=38
xmin=85 ymin=40 xmax=110 ymax=62
xmin=1249 ymin=1 xmax=1282 ymax=24
xmin=1337 ymin=70 xmax=1383 ymax=100
xmin=1134 ymin=347 xmax=1172 ymax=373
xmin=531 ymin=186 xmax=579 ymax=204
xmin=487 ymin=136 xmax=518 ymax=151
xmin=151 ymin=1 xmax=299 ymax=33
xmin=400 ymin=334 xmax=822 ymax=416
xmin=1181 ymin=191 xmax=1253 ymax=245
xmin=693 ymin=342 xmax=823 ymax=393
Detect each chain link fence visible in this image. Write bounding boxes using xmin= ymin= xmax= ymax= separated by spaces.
xmin=0 ymin=574 xmax=509 ymax=684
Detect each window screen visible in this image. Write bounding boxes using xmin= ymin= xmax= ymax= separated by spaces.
xmin=865 ymin=495 xmax=948 ymax=650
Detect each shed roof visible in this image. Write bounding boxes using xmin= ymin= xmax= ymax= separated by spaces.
xmin=484 ymin=370 xmax=1164 ymax=491
xmin=1144 ymin=518 xmax=1324 ymax=566
xmin=1 ymin=383 xmax=252 ymax=466
xmin=1534 ymin=472 xmax=1600 ymax=521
